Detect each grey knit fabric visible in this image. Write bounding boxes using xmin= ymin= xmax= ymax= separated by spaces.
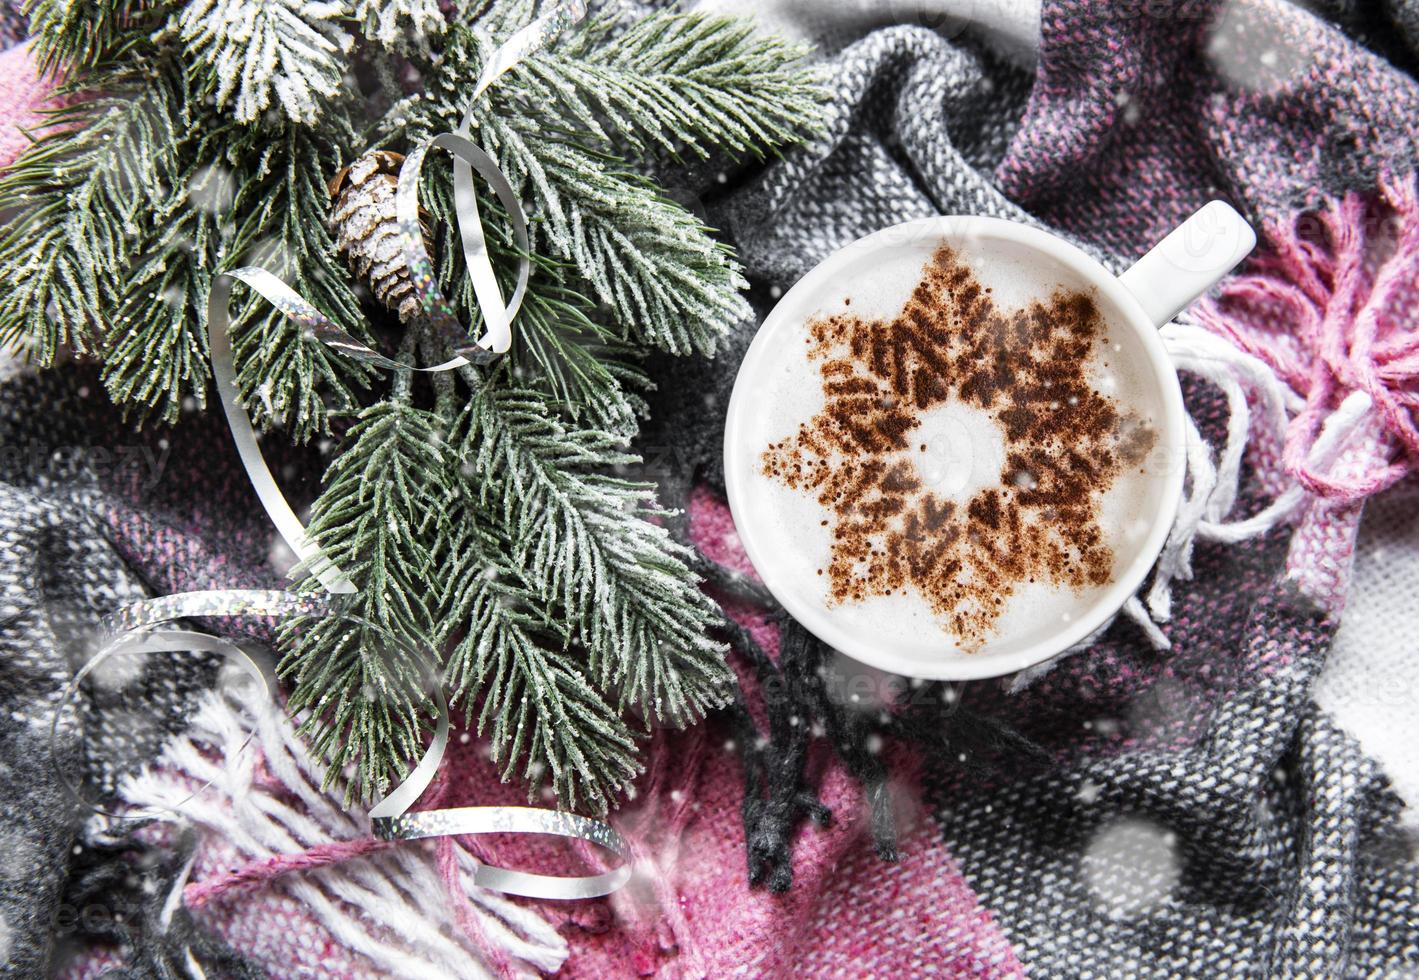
xmin=0 ymin=386 xmax=151 ymax=978
xmin=0 ymin=366 xmax=286 ymax=977
xmin=644 ymin=0 xmax=1419 ymax=974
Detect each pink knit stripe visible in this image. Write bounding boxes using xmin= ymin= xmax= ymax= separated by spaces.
xmin=0 ymin=43 xmax=65 ymax=172
xmin=799 ymin=816 xmax=1027 ymax=978
xmin=558 ymin=487 xmax=1027 ymax=978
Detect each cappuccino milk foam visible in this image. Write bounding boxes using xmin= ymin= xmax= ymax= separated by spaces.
xmin=747 ymin=233 xmax=1171 ymax=656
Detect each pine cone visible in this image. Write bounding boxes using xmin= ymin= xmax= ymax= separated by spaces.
xmin=328 ymin=150 xmax=430 ymax=323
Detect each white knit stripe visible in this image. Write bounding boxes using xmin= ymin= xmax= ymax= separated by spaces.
xmin=112 ymin=691 xmax=568 ymax=978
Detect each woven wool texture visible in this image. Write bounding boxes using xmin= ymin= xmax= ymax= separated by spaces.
xmin=0 ymin=362 xmax=331 ymax=977
xmin=4 ymin=0 xmax=1419 ymax=977
xmin=639 ymin=0 xmax=1419 ymax=975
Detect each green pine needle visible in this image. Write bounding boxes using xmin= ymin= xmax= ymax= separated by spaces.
xmin=225 ymin=118 xmax=379 ymax=442
xmin=280 ymin=398 xmax=451 ymax=800
xmin=178 ymin=0 xmax=351 ymax=126
xmin=0 ymin=62 xmax=191 ymax=367
xmin=529 ymin=10 xmax=827 ymax=162
xmin=399 ymin=8 xmax=826 ymax=356
xmin=22 ymin=0 xmax=165 ymax=74
xmin=438 ymin=521 xmax=641 ymax=814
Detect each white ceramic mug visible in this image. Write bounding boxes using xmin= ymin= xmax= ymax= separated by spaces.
xmin=723 ymin=202 xmax=1256 ymax=680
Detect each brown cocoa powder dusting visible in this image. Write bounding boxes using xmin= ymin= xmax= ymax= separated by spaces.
xmin=761 ymin=245 xmax=1156 ymax=648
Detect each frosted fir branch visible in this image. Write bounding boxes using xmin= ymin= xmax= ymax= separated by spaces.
xmin=92 ymin=75 xmax=230 ymax=423
xmin=280 ymin=612 xmax=439 ymax=802
xmin=100 ymin=199 xmax=223 ymax=422
xmin=3 ymin=0 xmax=813 ymax=811
xmin=416 ymin=163 xmax=649 ymax=432
xmin=281 ymin=398 xmax=452 ymax=799
xmin=392 ymin=8 xmax=824 ymax=355
xmin=0 ymin=66 xmax=191 ymax=366
xmin=403 ymin=80 xmax=752 ymax=357
xmin=179 ymin=0 xmax=353 ymax=125
xmin=353 ymin=0 xmax=446 ymax=52
xmin=527 ymin=10 xmax=827 ymax=162
xmin=438 ymin=521 xmax=641 ymax=814
xmin=93 ymin=70 xmax=227 ymax=421
xmin=23 ymin=0 xmax=163 ymax=73
xmin=477 ymin=119 xmax=752 ymax=355
xmin=455 ymin=387 xmax=733 ymax=725
xmin=224 ymin=118 xmax=378 ymax=441
xmin=304 ymin=399 xmax=450 ymax=639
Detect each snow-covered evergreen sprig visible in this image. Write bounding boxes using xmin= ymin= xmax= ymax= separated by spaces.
xmin=179 ymin=0 xmax=352 ymax=125
xmin=353 ymin=0 xmax=445 ymax=52
xmin=0 ymin=0 xmax=827 ymax=812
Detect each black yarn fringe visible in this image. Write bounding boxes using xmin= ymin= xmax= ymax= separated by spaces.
xmin=696 ymin=551 xmax=1049 ymax=892
xmin=656 ymin=462 xmax=1048 ymax=891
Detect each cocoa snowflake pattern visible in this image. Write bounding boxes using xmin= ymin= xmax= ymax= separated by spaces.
xmin=762 ymin=245 xmax=1156 ymax=648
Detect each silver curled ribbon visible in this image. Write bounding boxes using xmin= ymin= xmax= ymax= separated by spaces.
xmin=57 ymin=0 xmax=630 ymax=902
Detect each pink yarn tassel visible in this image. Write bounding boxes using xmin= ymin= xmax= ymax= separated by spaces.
xmin=620 ymin=726 xmax=710 ymax=977
xmin=554 ymin=728 xmax=711 ymax=976
xmin=1196 ymin=172 xmax=1419 ymax=502
xmin=183 ymin=837 xmax=394 ymax=909
xmin=437 ymin=836 xmax=519 ymax=980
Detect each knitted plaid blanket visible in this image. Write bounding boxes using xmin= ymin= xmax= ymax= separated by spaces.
xmin=4 ymin=0 xmax=1419 ymax=977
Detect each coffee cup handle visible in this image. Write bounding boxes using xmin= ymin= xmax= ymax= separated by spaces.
xmin=1116 ymin=200 xmax=1257 ymax=328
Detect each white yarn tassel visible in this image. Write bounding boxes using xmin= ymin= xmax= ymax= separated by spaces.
xmin=1142 ymin=321 xmax=1311 ymax=634
xmin=113 ymin=686 xmax=568 ymax=978
xmin=1122 ymin=595 xmax=1172 ymax=650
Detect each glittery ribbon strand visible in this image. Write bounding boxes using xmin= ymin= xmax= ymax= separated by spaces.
xmin=377 ymin=806 xmax=631 ymax=900
xmin=56 ymin=0 xmax=628 ymax=904
xmin=394 ymin=129 xmax=530 ymax=360
xmin=207 ymin=271 xmax=360 ymax=594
